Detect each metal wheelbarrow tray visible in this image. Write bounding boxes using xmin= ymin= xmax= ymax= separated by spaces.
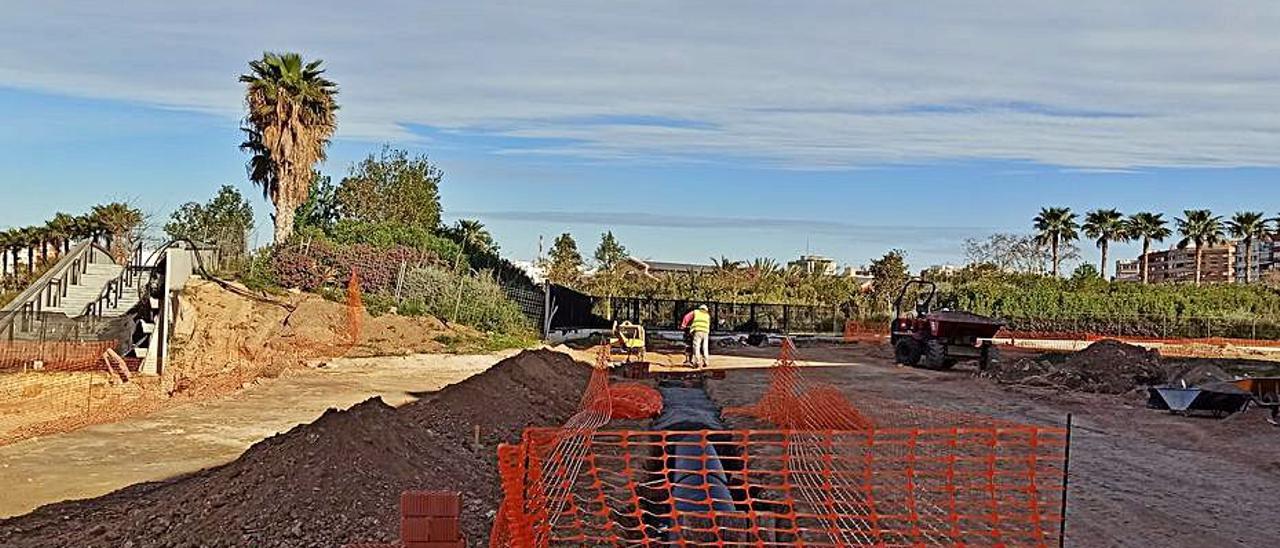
xmin=1147 ymin=381 xmax=1253 ymax=417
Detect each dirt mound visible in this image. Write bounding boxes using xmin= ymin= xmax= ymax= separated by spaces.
xmin=984 ymin=339 xmax=1166 ymax=394
xmin=0 ymin=349 xmax=591 ymax=547
xmin=167 ymin=280 xmax=479 ymax=398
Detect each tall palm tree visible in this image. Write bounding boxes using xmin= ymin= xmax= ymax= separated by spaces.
xmin=76 ymin=213 xmax=107 ymax=246
xmin=1176 ymin=209 xmax=1225 ymax=286
xmin=31 ymin=226 xmax=54 ymax=264
xmin=18 ymin=227 xmax=38 ymax=274
xmin=1033 ymin=207 xmax=1079 ymax=276
xmin=92 ymin=203 xmax=144 ymax=262
xmin=1126 ymin=212 xmax=1171 ymax=284
xmin=3 ymin=229 xmax=23 ymax=277
xmin=455 ymin=219 xmax=495 ymax=253
xmin=240 ymin=52 xmax=339 ymax=245
xmin=45 ymin=212 xmax=76 ymax=258
xmin=0 ymin=229 xmax=13 ymax=277
xmin=1082 ymin=209 xmax=1128 ymax=279
xmin=1227 ymin=211 xmax=1268 ymax=283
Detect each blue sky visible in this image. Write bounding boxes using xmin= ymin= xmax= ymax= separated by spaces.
xmin=1 ymin=1 xmax=1277 ymax=271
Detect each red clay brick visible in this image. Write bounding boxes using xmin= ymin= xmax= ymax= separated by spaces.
xmin=403 ymin=539 xmax=465 ymax=548
xmin=400 ymin=491 xmax=461 ymax=518
xmin=401 ymin=516 xmax=461 ymax=542
xmin=341 ymin=543 xmax=402 ymax=548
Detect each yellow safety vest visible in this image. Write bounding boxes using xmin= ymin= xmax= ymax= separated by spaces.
xmin=690 ymin=309 xmax=711 ymax=333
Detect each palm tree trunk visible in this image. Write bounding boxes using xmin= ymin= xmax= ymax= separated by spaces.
xmin=1141 ymin=238 xmax=1151 ymax=284
xmin=1195 ymin=246 xmax=1203 ymax=286
xmin=1100 ymin=240 xmax=1109 ymax=279
xmin=273 ymin=198 xmax=299 ymax=245
xmin=26 ymin=248 xmax=34 ymax=274
xmin=1051 ymin=237 xmax=1060 ymax=277
xmin=1245 ymin=237 xmax=1254 ymax=283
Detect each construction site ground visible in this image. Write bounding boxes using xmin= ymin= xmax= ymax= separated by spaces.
xmin=2 ymin=342 xmax=1278 ymax=546
xmin=0 ymin=351 xmax=514 ymax=518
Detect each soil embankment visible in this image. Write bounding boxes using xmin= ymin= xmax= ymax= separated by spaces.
xmin=0 ymin=349 xmax=589 ymax=547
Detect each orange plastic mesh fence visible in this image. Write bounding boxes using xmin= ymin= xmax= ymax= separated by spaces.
xmin=609 ymin=383 xmax=663 ymax=420
xmin=492 ymin=340 xmax=1068 ymax=547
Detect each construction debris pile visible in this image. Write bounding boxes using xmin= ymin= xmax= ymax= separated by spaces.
xmin=984 ymin=339 xmax=1167 ymax=393
xmin=0 ymin=350 xmax=590 ymax=548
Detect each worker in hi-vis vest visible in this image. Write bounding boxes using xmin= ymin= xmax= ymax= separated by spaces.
xmin=680 ymin=304 xmax=712 ymax=368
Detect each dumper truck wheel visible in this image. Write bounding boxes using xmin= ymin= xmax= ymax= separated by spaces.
xmin=980 ymin=344 xmax=1000 ymax=370
xmin=894 ymin=338 xmax=922 ymax=366
xmin=923 ymin=339 xmax=950 ymax=369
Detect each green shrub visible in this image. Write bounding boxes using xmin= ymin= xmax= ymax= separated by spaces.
xmin=361 ymin=293 xmax=398 ymax=317
xmin=933 ymin=272 xmax=1280 ymax=339
xmin=399 ymin=266 xmax=530 ymax=335
xmin=331 ymin=220 xmax=460 ymax=258
xmin=239 ymin=249 xmax=283 ymax=294
xmin=398 ymin=298 xmax=428 ymax=316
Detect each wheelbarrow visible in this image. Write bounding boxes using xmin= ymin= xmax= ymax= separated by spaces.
xmin=1233 ymin=377 xmax=1280 ymax=426
xmin=1147 ymin=380 xmax=1253 ymax=418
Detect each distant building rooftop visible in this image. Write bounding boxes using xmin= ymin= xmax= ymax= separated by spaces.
xmin=621 ymin=257 xmax=718 ymax=277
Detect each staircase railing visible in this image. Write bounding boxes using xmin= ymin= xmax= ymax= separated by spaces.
xmin=83 ymin=243 xmax=146 ymax=319
xmin=1 ymin=241 xmax=114 ymax=340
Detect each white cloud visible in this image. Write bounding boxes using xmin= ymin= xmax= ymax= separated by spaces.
xmin=2 ymin=0 xmax=1277 ymax=169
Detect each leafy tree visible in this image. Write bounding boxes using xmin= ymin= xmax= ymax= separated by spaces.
xmin=164 ymin=185 xmax=255 ymax=261
xmin=962 ymin=233 xmax=1063 ymax=274
xmin=1033 ymin=207 xmax=1079 ymax=277
xmin=240 ymin=52 xmax=339 ymax=244
xmin=866 ymin=249 xmax=909 ymax=315
xmin=1082 ymin=208 xmax=1128 ymax=279
xmin=593 ymin=231 xmax=628 ymax=270
xmin=91 ymin=202 xmax=145 ymax=262
xmin=335 ymin=146 xmax=443 ymax=230
xmin=294 ymin=172 xmax=339 ymax=234
xmin=545 ymin=233 xmax=583 ymax=285
xmin=1071 ymin=263 xmax=1101 ymax=282
xmin=1227 ymin=211 xmax=1269 ymax=283
xmin=1176 ymin=209 xmax=1225 ymax=286
xmin=1126 ymin=212 xmax=1171 ymax=284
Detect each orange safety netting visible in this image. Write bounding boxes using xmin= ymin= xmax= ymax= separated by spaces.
xmin=609 ymin=383 xmax=663 ymax=420
xmin=492 ymin=340 xmax=1068 ymax=547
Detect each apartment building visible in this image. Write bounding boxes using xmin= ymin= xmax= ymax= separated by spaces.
xmin=1114 ymin=258 xmax=1141 ymax=282
xmin=1144 ymin=245 xmax=1235 ymax=283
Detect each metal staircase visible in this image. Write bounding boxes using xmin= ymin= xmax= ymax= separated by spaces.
xmin=1 ymin=241 xmax=147 ymax=341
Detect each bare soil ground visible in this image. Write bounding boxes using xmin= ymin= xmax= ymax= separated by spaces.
xmin=0 ymin=349 xmax=590 ymax=548
xmin=0 ymin=279 xmax=483 ymax=445
xmin=2 ymin=341 xmax=1278 ymax=547
xmin=0 ymin=351 xmax=517 ymax=519
xmin=707 ymin=342 xmax=1280 ymax=547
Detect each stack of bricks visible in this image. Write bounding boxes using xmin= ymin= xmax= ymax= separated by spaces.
xmin=343 ymin=491 xmax=465 ymax=548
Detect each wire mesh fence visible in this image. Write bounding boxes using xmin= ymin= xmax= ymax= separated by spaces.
xmin=0 ymin=312 xmax=140 ymax=445
xmin=588 ymin=296 xmax=847 ymax=334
